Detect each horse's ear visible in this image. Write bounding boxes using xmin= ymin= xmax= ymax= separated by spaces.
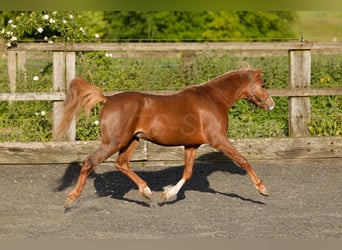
xmin=255 ymin=68 xmax=263 ymax=76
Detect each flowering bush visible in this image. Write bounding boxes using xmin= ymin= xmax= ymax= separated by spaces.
xmin=0 ymin=11 xmax=100 ymax=47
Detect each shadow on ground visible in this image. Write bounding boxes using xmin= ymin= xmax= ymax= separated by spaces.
xmin=55 ymin=152 xmax=264 ymax=206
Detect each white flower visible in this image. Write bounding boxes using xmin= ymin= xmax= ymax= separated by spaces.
xmin=42 ymin=14 xmax=49 ymax=20
xmin=8 ymin=19 xmax=13 ymax=24
xmin=63 ymin=19 xmax=67 ymax=24
xmin=95 ymin=34 xmax=100 ymax=39
xmin=41 ymin=110 xmax=46 ymax=116
xmin=1 ymin=29 xmax=4 ymax=34
xmin=94 ymin=120 xmax=99 ymax=125
xmin=79 ymin=27 xmax=84 ymax=33
xmin=44 ymin=36 xmax=48 ymax=40
xmin=10 ymin=36 xmax=17 ymax=41
xmin=33 ymin=76 xmax=39 ymax=81
xmin=11 ymin=24 xmax=16 ymax=29
xmin=37 ymin=27 xmax=44 ymax=33
xmin=49 ymin=18 xmax=55 ymax=24
xmin=69 ymin=14 xmax=73 ymax=19
xmin=7 ymin=42 xmax=11 ymax=47
xmin=52 ymin=11 xmax=57 ymax=15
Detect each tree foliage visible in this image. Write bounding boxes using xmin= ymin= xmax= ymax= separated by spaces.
xmin=102 ymin=11 xmax=298 ymax=41
xmin=1 ymin=11 xmax=298 ymax=45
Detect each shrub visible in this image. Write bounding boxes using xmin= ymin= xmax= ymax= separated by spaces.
xmin=0 ymin=50 xmax=341 ymax=142
xmin=0 ymin=11 xmax=100 ymax=47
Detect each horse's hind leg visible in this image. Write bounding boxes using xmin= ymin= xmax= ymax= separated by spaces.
xmin=64 ymin=143 xmax=118 ymax=208
xmin=115 ymin=138 xmax=152 ymax=201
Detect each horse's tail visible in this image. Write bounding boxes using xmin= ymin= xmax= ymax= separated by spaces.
xmin=56 ymin=77 xmax=107 ymax=140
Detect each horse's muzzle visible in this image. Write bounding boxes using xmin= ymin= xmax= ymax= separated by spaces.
xmin=263 ymin=96 xmax=275 ymax=112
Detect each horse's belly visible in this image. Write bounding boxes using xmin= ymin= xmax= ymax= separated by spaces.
xmin=136 ymin=127 xmax=204 ymax=147
xmin=135 ymin=105 xmax=206 ymax=146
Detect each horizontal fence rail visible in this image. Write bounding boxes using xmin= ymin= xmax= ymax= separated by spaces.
xmin=5 ymin=41 xmax=342 ymax=53
xmin=0 ymin=136 xmax=341 ymax=165
xmin=0 ymin=42 xmax=341 ymax=164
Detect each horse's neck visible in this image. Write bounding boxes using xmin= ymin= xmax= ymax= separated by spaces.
xmin=203 ymin=72 xmax=248 ymax=108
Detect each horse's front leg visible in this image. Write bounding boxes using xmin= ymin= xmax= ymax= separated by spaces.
xmin=211 ymin=138 xmax=269 ymax=196
xmin=159 ymin=146 xmax=198 ymax=204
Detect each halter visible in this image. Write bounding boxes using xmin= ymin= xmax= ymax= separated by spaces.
xmin=247 ymin=72 xmax=272 ymax=110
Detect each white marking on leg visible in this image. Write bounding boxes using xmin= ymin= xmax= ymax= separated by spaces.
xmin=144 ymin=186 xmax=152 ymax=196
xmin=140 ymin=186 xmax=152 ymax=200
xmin=163 ymin=178 xmax=186 ymax=200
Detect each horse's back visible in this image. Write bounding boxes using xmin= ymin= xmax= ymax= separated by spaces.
xmin=100 ymin=89 xmax=209 ymax=146
xmin=106 ymin=89 xmax=205 ymax=112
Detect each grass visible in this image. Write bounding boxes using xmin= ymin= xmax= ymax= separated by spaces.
xmin=1 ymin=50 xmax=341 ymax=142
xmin=293 ymin=11 xmax=342 ymax=41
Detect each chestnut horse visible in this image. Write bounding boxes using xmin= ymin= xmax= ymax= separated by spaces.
xmin=57 ymin=68 xmax=275 ymax=208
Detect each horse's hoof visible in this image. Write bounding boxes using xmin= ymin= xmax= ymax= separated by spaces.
xmin=64 ymin=196 xmax=79 ymax=209
xmin=258 ymin=185 xmax=270 ymax=196
xmin=158 ymin=192 xmax=169 ymax=204
xmin=141 ymin=187 xmax=152 ymax=201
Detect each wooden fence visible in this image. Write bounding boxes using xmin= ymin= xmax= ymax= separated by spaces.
xmin=0 ymin=42 xmax=341 ymax=164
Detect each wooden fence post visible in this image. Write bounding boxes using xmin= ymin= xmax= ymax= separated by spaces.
xmin=181 ymin=50 xmax=196 ymax=84
xmin=7 ymin=51 xmax=17 ymax=95
xmin=288 ymin=50 xmax=311 ymax=137
xmin=7 ymin=51 xmax=26 ymax=99
xmin=52 ymin=51 xmax=76 ymax=141
xmin=17 ymin=51 xmax=27 ymax=84
xmin=65 ymin=52 xmax=76 ymax=139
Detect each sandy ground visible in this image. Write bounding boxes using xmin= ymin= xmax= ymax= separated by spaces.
xmin=0 ymin=157 xmax=341 ymax=239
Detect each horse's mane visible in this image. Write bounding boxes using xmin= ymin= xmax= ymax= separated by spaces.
xmin=206 ymin=62 xmax=252 ymax=84
xmin=185 ymin=62 xmax=253 ymax=90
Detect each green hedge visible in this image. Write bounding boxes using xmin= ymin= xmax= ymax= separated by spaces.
xmin=0 ymin=51 xmax=341 ymax=142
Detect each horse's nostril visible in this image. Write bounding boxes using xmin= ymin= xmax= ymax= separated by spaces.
xmin=268 ymin=103 xmax=275 ymax=111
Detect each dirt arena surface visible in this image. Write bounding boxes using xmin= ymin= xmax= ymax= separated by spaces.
xmin=0 ymin=157 xmax=341 ymax=239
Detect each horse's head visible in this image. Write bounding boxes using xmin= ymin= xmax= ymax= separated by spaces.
xmin=245 ymin=69 xmax=275 ymax=112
